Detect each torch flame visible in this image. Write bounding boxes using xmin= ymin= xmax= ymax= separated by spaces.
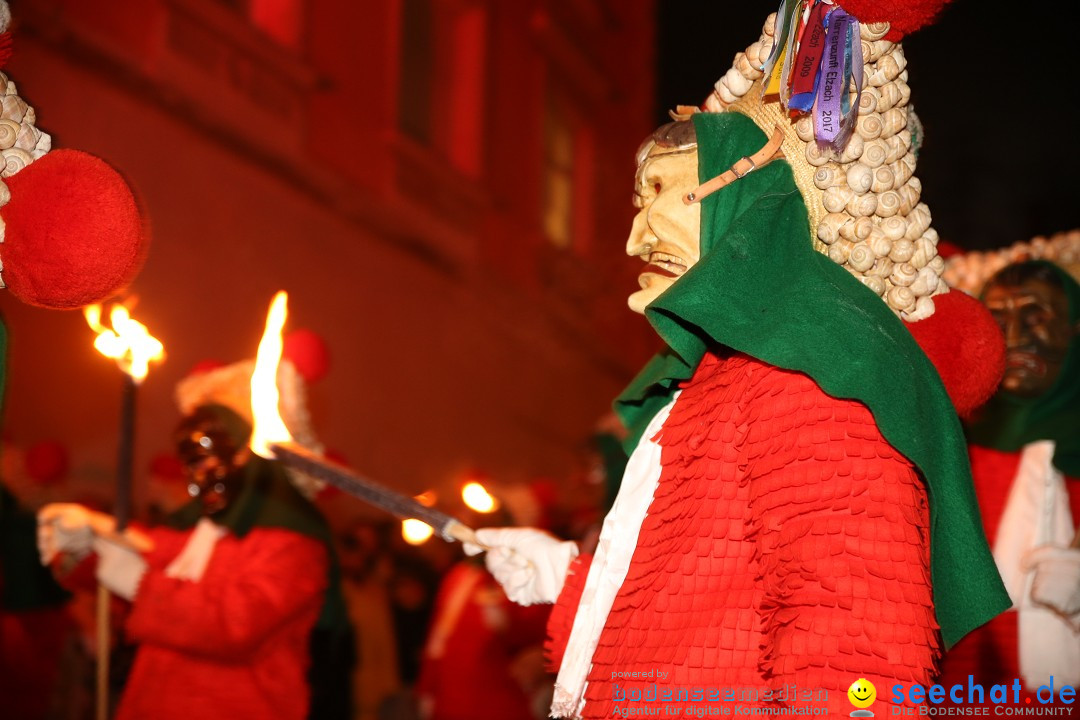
xmin=250 ymin=291 xmax=293 ymax=459
xmin=84 ymin=301 xmax=164 ymax=383
xmin=462 ymin=481 xmax=498 ymax=513
xmin=402 ymin=518 xmax=434 ymax=545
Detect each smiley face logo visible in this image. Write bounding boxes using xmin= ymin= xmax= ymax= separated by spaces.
xmin=848 ymin=678 xmax=877 ymax=716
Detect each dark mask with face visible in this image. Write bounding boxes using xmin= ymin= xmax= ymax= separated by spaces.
xmin=982 ymin=267 xmax=1074 ymax=398
xmin=174 ymin=404 xmax=252 ymax=518
xmin=967 ymin=260 xmax=1080 ymax=476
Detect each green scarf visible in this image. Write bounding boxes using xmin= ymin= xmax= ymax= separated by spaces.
xmin=614 ymin=112 xmax=1009 ymax=649
xmin=966 ymin=261 xmax=1080 ymax=476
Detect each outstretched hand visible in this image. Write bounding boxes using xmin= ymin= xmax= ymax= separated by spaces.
xmin=463 ymin=527 xmax=578 ymax=606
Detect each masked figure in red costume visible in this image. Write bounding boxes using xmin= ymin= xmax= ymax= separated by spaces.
xmin=39 ymin=403 xmax=343 ymax=720
xmin=941 ymin=260 xmax=1080 ymax=695
xmin=468 ymin=1 xmax=1013 ymax=717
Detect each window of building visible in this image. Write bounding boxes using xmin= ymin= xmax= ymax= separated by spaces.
xmin=214 ymin=0 xmax=305 ymax=50
xmin=542 ymin=90 xmax=595 ymax=251
xmin=397 ymin=0 xmax=488 ymax=179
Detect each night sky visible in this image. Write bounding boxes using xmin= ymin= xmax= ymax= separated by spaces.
xmin=656 ymin=0 xmax=1079 ymax=252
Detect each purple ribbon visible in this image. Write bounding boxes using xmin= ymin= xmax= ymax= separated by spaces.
xmin=813 ymin=9 xmax=862 ymax=151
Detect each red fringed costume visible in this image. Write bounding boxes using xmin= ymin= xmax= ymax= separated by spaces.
xmin=116 ymin=526 xmax=327 ymax=720
xmin=546 ymin=353 xmax=937 ymax=717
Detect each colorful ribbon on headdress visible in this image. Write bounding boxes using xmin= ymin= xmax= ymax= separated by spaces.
xmin=761 ymin=0 xmax=804 ymax=97
xmin=788 ymin=1 xmax=830 ymax=112
xmin=758 ymin=0 xmax=864 ymax=151
xmin=813 ymin=7 xmax=863 ymax=150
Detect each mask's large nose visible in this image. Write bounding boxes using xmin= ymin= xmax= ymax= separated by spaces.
xmin=626 ymin=210 xmax=653 ymax=258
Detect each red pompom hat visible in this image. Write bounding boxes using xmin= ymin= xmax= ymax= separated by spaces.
xmin=0 ymin=6 xmax=146 ymax=309
xmin=835 ymin=0 xmax=951 ymax=41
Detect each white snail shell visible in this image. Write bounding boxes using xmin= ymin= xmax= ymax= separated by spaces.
xmin=858 ymin=87 xmax=880 ymax=116
xmin=928 ymin=255 xmax=946 ymax=274
xmin=884 ymin=133 xmax=910 ymax=163
xmin=861 ymin=139 xmax=888 ymax=168
xmin=911 ymin=235 xmax=937 ymax=269
xmin=870 ymin=166 xmax=895 ymax=193
xmin=0 ymin=95 xmax=26 ymax=124
xmin=903 ymin=295 xmax=935 ymax=322
xmin=869 ymin=232 xmax=894 ymax=258
xmin=15 ymin=123 xmax=40 ymax=154
xmin=764 ymin=13 xmax=777 ymax=36
xmin=856 ymin=114 xmax=883 ymax=141
xmin=879 ymin=107 xmax=907 ymax=138
xmin=0 ymin=119 xmax=18 ymax=150
xmin=875 ymin=190 xmax=901 ymax=218
xmin=895 ymin=80 xmax=911 ymax=106
xmin=0 ymin=178 xmax=10 ymax=206
xmin=897 ymin=179 xmax=921 ymax=214
xmin=869 ymin=256 xmax=895 ymax=278
xmin=796 ymin=116 xmax=817 ymax=143
xmin=760 ymin=36 xmax=775 ymax=63
xmin=882 ymin=217 xmax=910 ymax=242
xmin=746 ymin=41 xmax=764 ymax=68
xmin=861 ymin=22 xmax=892 ymax=42
xmin=846 ymin=192 xmax=878 ymax=217
xmin=715 ymin=81 xmax=738 ymax=105
xmin=877 ymin=82 xmax=902 ymax=112
xmin=32 ymin=132 xmax=51 ymax=160
xmin=824 ymin=185 xmax=855 ymax=214
xmin=805 ymin=141 xmax=832 ymax=167
xmin=854 ymin=216 xmax=874 ymax=240
xmin=704 ymin=92 xmax=727 ymax=112
xmin=838 ymin=133 xmax=865 ymax=163
xmin=890 ymin=262 xmax=918 ymax=287
xmin=890 ymin=154 xmax=915 ymax=185
xmin=817 ymin=213 xmax=851 ymax=245
xmin=724 ymin=67 xmax=754 ymax=96
xmin=828 ymin=239 xmax=854 ymax=264
xmin=863 ymin=39 xmax=893 ymax=63
xmin=887 ymin=285 xmax=917 ymax=312
xmin=735 ymin=52 xmax=763 ymax=80
xmin=905 ymin=204 xmax=932 ymax=240
xmin=848 ymin=243 xmax=876 ymax=272
xmin=869 ymin=53 xmax=903 ymax=87
xmin=1 ymin=147 xmax=32 ymax=177
xmin=861 ymin=274 xmax=887 ymax=296
xmin=909 ymin=267 xmax=940 ymax=296
xmin=846 ymin=163 xmax=873 ymax=194
xmin=813 ymin=163 xmax=846 ymax=190
xmin=889 ymin=238 xmax=916 ymax=263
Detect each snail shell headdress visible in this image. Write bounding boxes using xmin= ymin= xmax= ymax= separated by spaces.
xmin=701 ymin=0 xmax=950 ymax=320
xmin=943 ymin=229 xmax=1080 ymax=297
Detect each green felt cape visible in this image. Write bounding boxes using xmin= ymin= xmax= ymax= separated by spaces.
xmin=614 ymin=112 xmax=1009 ymax=649
xmin=966 ymin=261 xmax=1080 ymax=477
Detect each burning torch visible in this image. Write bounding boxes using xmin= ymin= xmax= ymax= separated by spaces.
xmin=247 ymin=291 xmax=479 ymax=545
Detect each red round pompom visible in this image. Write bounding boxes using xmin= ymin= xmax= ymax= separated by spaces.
xmin=1 ymin=149 xmax=145 ymax=309
xmin=187 ymin=358 xmax=225 ymax=376
xmin=149 ymin=452 xmax=186 ymax=482
xmin=906 ymin=290 xmax=1005 ymax=418
xmin=25 ymin=440 xmax=69 ymax=485
xmin=936 ymin=240 xmax=964 ymax=260
xmin=284 ymin=328 xmax=330 ymax=382
xmin=835 ymin=0 xmax=951 ymax=40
